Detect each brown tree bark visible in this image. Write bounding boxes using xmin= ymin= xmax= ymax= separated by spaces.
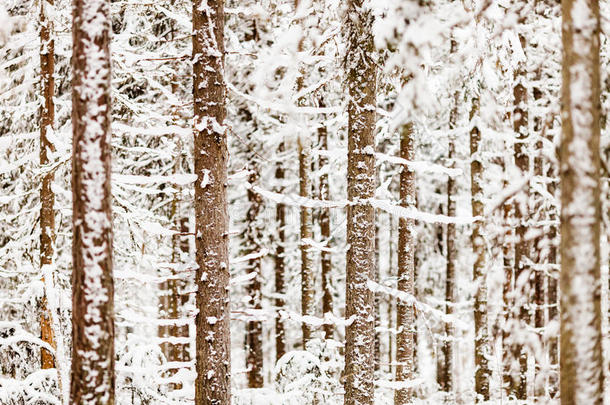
xmin=560 ymin=1 xmax=603 ymax=404
xmin=511 ymin=34 xmax=530 ymax=398
xmin=470 ymin=97 xmax=490 ymax=401
xmin=70 ymin=0 xmax=115 ymax=401
xmin=39 ymin=0 xmax=56 ymax=371
xmin=192 ymin=0 xmax=231 ymax=403
xmin=343 ymin=1 xmax=377 ymax=404
xmin=395 ymin=123 xmax=416 ymax=405
xmin=439 ymin=86 xmax=459 ymax=394
xmin=318 ymin=120 xmax=334 ymax=340
xmin=295 ymin=0 xmax=315 ymax=346
xmin=275 ymin=141 xmax=287 ymax=362
xmin=245 ymin=165 xmax=264 ymax=388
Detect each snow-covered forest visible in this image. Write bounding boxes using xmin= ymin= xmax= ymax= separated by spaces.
xmin=0 ymin=0 xmax=609 ymax=403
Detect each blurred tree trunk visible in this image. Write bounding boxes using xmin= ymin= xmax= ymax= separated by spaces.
xmin=70 ymin=0 xmax=115 ymax=401
xmin=470 ymin=97 xmax=490 ymax=401
xmin=395 ymin=123 xmax=416 ymax=405
xmin=275 ymin=141 xmax=287 ymax=362
xmin=318 ymin=115 xmax=334 ymax=340
xmin=511 ymin=32 xmax=530 ymax=399
xmin=39 ymin=0 xmax=56 ymax=371
xmin=559 ymin=1 xmax=603 ymax=404
xmin=344 ymin=0 xmax=377 ymax=403
xmin=192 ymin=0 xmax=231 ymax=403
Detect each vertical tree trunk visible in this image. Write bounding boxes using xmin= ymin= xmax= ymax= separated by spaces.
xmin=70 ymin=0 xmax=115 ymax=401
xmin=560 ymin=1 xmax=603 ymax=404
xmin=395 ymin=123 xmax=416 ymax=405
xmin=245 ymin=166 xmax=264 ymax=388
xmin=547 ymin=162 xmax=559 ymax=399
xmin=318 ymin=120 xmax=334 ymax=340
xmin=501 ymin=158 xmax=514 ymax=399
xmin=388 ymin=216 xmax=394 ymax=376
xmin=295 ymin=0 xmax=315 ymax=345
xmin=512 ymin=35 xmax=529 ymax=398
xmin=275 ymin=141 xmax=287 ymax=362
xmin=470 ymin=97 xmax=490 ymax=401
xmin=39 ymin=0 xmax=56 ymax=371
xmin=439 ymin=87 xmax=459 ymax=394
xmin=192 ymin=0 xmax=231 ymax=403
xmin=344 ymin=1 xmax=377 ymax=404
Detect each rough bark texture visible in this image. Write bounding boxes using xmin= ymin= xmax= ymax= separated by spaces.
xmin=192 ymin=0 xmax=231 ymax=403
xmin=343 ymin=1 xmax=377 ymax=404
xmin=560 ymin=1 xmax=604 ymax=404
xmin=70 ymin=0 xmax=115 ymax=401
xmin=395 ymin=123 xmax=416 ymax=405
xmin=275 ymin=141 xmax=287 ymax=362
xmin=39 ymin=0 xmax=56 ymax=371
xmin=511 ymin=36 xmax=530 ymax=398
xmin=318 ymin=122 xmax=334 ymax=340
xmin=469 ymin=97 xmax=490 ymax=401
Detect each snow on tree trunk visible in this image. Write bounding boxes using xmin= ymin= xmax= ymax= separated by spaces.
xmin=469 ymin=97 xmax=490 ymax=401
xmin=510 ymin=32 xmax=530 ymax=398
xmin=275 ymin=141 xmax=287 ymax=362
xmin=192 ymin=0 xmax=231 ymax=403
xmin=395 ymin=123 xmax=416 ymax=405
xmin=343 ymin=0 xmax=377 ymax=403
xmin=318 ymin=118 xmax=334 ymax=341
xmin=39 ymin=0 xmax=56 ymax=372
xmin=70 ymin=0 xmax=115 ymax=402
xmin=560 ymin=1 xmax=604 ymax=404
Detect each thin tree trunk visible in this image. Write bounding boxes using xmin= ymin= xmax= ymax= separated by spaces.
xmin=295 ymin=0 xmax=315 ymax=345
xmin=470 ymin=97 xmax=490 ymax=401
xmin=245 ymin=166 xmax=264 ymax=388
xmin=395 ymin=123 xmax=416 ymax=405
xmin=344 ymin=1 xmax=377 ymax=403
xmin=319 ymin=120 xmax=334 ymax=340
xmin=512 ymin=35 xmax=530 ymax=398
xmin=560 ymin=1 xmax=603 ymax=404
xmin=439 ymin=87 xmax=459 ymax=394
xmin=388 ymin=216 xmax=394 ymax=376
xmin=275 ymin=141 xmax=287 ymax=362
xmin=70 ymin=0 xmax=115 ymax=401
xmin=39 ymin=0 xmax=56 ymax=371
xmin=192 ymin=0 xmax=231 ymax=403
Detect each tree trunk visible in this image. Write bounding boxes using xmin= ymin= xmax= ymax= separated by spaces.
xmin=245 ymin=166 xmax=264 ymax=388
xmin=318 ymin=121 xmax=334 ymax=340
xmin=395 ymin=123 xmax=416 ymax=405
xmin=275 ymin=141 xmax=287 ymax=362
xmin=192 ymin=0 xmax=231 ymax=403
xmin=39 ymin=0 xmax=56 ymax=371
xmin=470 ymin=97 xmax=490 ymax=401
xmin=344 ymin=1 xmax=377 ymax=404
xmin=70 ymin=0 xmax=115 ymax=401
xmin=560 ymin=1 xmax=603 ymax=404
xmin=439 ymin=87 xmax=458 ymax=394
xmin=511 ymin=35 xmax=529 ymax=398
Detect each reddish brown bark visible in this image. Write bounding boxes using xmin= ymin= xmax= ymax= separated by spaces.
xmin=39 ymin=0 xmax=56 ymax=371
xmin=192 ymin=0 xmax=231 ymax=403
xmin=275 ymin=141 xmax=287 ymax=362
xmin=70 ymin=0 xmax=115 ymax=401
xmin=344 ymin=1 xmax=377 ymax=404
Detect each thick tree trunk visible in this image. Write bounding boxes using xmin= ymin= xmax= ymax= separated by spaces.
xmin=560 ymin=1 xmax=603 ymax=404
xmin=318 ymin=122 xmax=334 ymax=340
xmin=192 ymin=0 xmax=231 ymax=403
xmin=470 ymin=97 xmax=490 ymax=401
xmin=275 ymin=142 xmax=287 ymax=362
xmin=343 ymin=1 xmax=377 ymax=404
xmin=395 ymin=123 xmax=416 ymax=405
xmin=70 ymin=0 xmax=115 ymax=401
xmin=39 ymin=0 xmax=56 ymax=371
